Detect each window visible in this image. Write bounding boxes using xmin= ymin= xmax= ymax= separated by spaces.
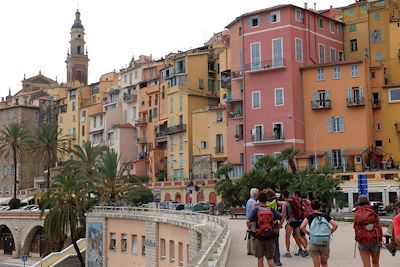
xmin=272 ymin=38 xmax=283 ymax=67
xmin=371 ymin=30 xmax=382 ymax=43
xmin=319 ymin=44 xmax=325 ymax=64
xmin=330 ymin=22 xmax=335 ymax=33
xmin=330 ymin=48 xmax=336 ymax=63
xmin=121 ymin=234 xmax=127 ymax=253
xmin=252 ymin=91 xmax=260 ymax=109
xmin=176 ymin=60 xmax=185 ymax=73
xmin=349 ymin=24 xmax=357 ymax=32
xmin=338 ymin=25 xmax=343 ymax=35
xmin=350 ymin=39 xmax=358 ymax=52
xmin=100 ymin=115 xmax=103 ymax=126
xmin=170 ymin=240 xmax=175 ymax=263
xmin=295 ymin=9 xmax=303 ymax=22
xmin=274 ymin=88 xmax=284 ymax=106
xmin=347 ymin=87 xmax=364 ymax=105
xmin=149 ymin=68 xmax=155 ymax=78
xmin=269 ymin=11 xmax=280 ymax=23
xmin=169 ymin=97 xmax=174 ymax=113
xmin=199 ymin=79 xmax=204 ymax=89
xmin=69 ymin=89 xmax=77 ymax=100
xmin=295 ymin=38 xmax=303 ymax=61
xmin=216 ymin=134 xmax=224 ymax=153
xmin=131 ymin=235 xmax=138 ymax=255
xmin=273 ymin=123 xmax=283 ymax=139
xmin=351 ymin=64 xmax=359 ymax=77
xmin=82 ymin=125 xmax=85 ymax=136
xmin=376 ymin=123 xmax=381 ymax=132
xmin=200 ymin=141 xmax=208 ymax=149
xmin=389 ymin=88 xmax=400 ymax=102
xmin=235 ymin=124 xmax=244 ymax=140
xmin=374 ymin=13 xmax=381 ymax=21
xmin=250 ymin=42 xmax=261 ymax=70
xmin=72 ymin=101 xmax=76 ymax=111
xmin=317 ymin=68 xmax=325 ymax=81
xmin=251 ymin=154 xmax=264 ymax=169
xmin=348 ymin=8 xmax=354 ymax=16
xmin=375 ymin=52 xmax=382 ymax=61
xmin=360 ymin=5 xmax=368 ymax=13
xmin=109 ymin=233 xmax=116 ymax=251
xmin=59 ymin=115 xmax=63 ymax=123
xmin=375 ymin=140 xmax=383 ymax=147
xmin=178 ymin=95 xmax=183 ymax=112
xmin=216 ymin=111 xmax=223 ymax=122
xmin=338 ymin=51 xmax=344 ymax=61
xmin=142 ymin=236 xmax=146 ymax=256
xmin=328 ymin=66 xmax=340 ymax=81
xmin=249 ymin=16 xmax=260 ymax=27
xmin=318 ymin=18 xmax=324 ymax=28
xmin=239 ymin=26 xmax=242 ymax=36
xmin=161 ymin=239 xmax=166 ymax=260
xmin=253 ymin=125 xmax=263 ymax=142
xmin=332 ymin=150 xmax=342 ymax=167
xmin=178 ymin=242 xmax=183 ymax=266
xmin=91 ymin=85 xmax=100 ymax=95
xmin=179 ymin=135 xmax=183 ymax=152
xmin=328 ymin=117 xmax=345 ymax=133
xmin=72 ymin=115 xmax=76 ymax=122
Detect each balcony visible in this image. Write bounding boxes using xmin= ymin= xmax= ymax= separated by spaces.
xmin=135 ymin=119 xmax=148 ymax=126
xmin=231 ymin=71 xmax=243 ymax=80
xmin=165 ymin=124 xmax=186 ymax=135
xmin=155 ymin=131 xmax=167 ymax=141
xmin=311 ymin=99 xmax=331 ymax=110
xmin=372 ymin=100 xmax=381 ymax=109
xmin=139 ymin=137 xmax=148 ymax=144
xmin=68 ymin=133 xmax=77 ymax=140
xmin=251 ymin=134 xmax=284 ymax=144
xmin=244 ymin=59 xmax=286 ymax=73
xmin=228 ymin=111 xmax=243 ymax=119
xmin=123 ymin=92 xmax=137 ymax=102
xmin=347 ymin=97 xmax=365 ymax=107
xmin=221 ymin=70 xmax=231 ymax=88
xmin=215 ymin=146 xmax=224 ymax=154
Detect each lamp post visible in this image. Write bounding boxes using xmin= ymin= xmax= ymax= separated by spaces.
xmin=286 ymin=115 xmax=339 ymax=171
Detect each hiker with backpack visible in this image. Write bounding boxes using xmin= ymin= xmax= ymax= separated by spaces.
xmin=248 ymin=191 xmax=283 ymax=267
xmin=300 ymin=199 xmax=338 ymax=267
xmin=394 ymin=200 xmax=400 ymax=246
xmin=265 ymin=189 xmax=283 ymax=266
xmin=246 ymin=188 xmax=259 ymax=255
xmin=353 ymin=195 xmax=383 ymax=267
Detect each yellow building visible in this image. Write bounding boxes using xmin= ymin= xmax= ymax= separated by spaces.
xmin=343 ymin=0 xmax=400 ymax=162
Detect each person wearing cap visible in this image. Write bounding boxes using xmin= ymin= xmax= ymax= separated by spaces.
xmin=246 ymin=188 xmax=259 ymax=255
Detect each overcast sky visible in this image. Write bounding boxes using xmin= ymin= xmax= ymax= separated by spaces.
xmin=0 ymin=0 xmax=353 ymax=95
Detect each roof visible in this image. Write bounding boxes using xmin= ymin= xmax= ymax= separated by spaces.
xmin=301 ymin=59 xmax=364 ymax=70
xmin=71 ymin=10 xmax=84 ymax=30
xmin=344 ymin=148 xmax=368 ymax=156
xmin=297 ymin=151 xmax=327 ymax=159
xmin=22 ymin=73 xmax=57 ymax=85
xmin=113 ymin=123 xmax=135 ymax=129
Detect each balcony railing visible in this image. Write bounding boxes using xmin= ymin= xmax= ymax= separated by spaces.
xmin=372 ymin=100 xmax=381 ymax=109
xmin=311 ymin=99 xmax=332 ymax=110
xmin=165 ymin=124 xmax=186 ymax=135
xmin=155 ymin=131 xmax=167 ymax=140
xmin=347 ymin=97 xmax=365 ymax=107
xmin=228 ymin=111 xmax=243 ymax=119
xmin=123 ymin=92 xmax=137 ymax=102
xmin=251 ymin=134 xmax=284 ymax=144
xmin=231 ymin=71 xmax=243 ymax=80
xmin=244 ymin=58 xmax=286 ymax=72
xmin=135 ymin=119 xmax=148 ymax=126
xmin=215 ymin=146 xmax=224 ymax=154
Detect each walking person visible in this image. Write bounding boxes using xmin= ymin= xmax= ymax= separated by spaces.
xmin=248 ymin=191 xmax=283 ymax=267
xmin=386 ymin=199 xmax=400 ymax=255
xmin=300 ymin=199 xmax=338 ymax=267
xmin=353 ymin=195 xmax=382 ymax=267
xmin=265 ymin=189 xmax=282 ymax=266
xmin=246 ymin=188 xmax=259 ymax=255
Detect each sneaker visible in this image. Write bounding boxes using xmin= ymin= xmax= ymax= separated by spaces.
xmin=282 ymin=252 xmax=292 ymax=258
xmin=301 ymin=250 xmax=309 ymax=257
xmin=294 ymin=249 xmax=303 ymax=256
xmin=274 ymin=262 xmax=283 ymax=266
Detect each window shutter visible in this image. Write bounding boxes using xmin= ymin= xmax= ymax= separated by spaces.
xmin=250 ymin=155 xmax=255 ymax=169
xmin=248 ymin=18 xmax=252 ymax=27
xmin=359 ymin=86 xmax=364 ymax=97
xmin=258 ymin=15 xmax=262 ymax=25
xmin=327 ymin=117 xmax=333 ymax=133
xmin=325 ymin=89 xmax=331 ymax=100
xmin=326 ymin=150 xmax=333 ymax=166
xmin=339 ymin=117 xmax=345 ymax=132
xmin=312 ymin=91 xmax=319 ymax=101
xmin=347 ymin=88 xmax=352 ymax=98
xmin=268 ymin=15 xmax=272 ymax=23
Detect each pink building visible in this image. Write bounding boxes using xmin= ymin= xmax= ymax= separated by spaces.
xmin=226 ymin=4 xmax=344 ymax=171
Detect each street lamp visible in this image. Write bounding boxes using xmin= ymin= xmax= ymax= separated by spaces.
xmin=286 ymin=115 xmax=339 ymax=171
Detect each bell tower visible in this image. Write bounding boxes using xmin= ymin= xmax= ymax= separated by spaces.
xmin=66 ymin=10 xmax=89 ymax=85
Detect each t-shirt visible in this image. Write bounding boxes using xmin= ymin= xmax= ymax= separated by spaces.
xmin=307 ymin=213 xmax=332 ymax=226
xmin=246 ymin=198 xmax=256 ymax=220
xmin=393 ymin=213 xmax=400 ymax=241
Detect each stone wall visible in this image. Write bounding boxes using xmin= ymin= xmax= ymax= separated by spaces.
xmin=54 ymin=251 xmax=86 ymax=267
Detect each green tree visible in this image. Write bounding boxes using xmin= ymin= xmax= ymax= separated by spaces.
xmin=214 ymin=164 xmax=233 ymax=180
xmin=40 ymin=172 xmax=87 ymax=267
xmin=126 ymin=187 xmax=153 ymax=205
xmin=29 ymin=123 xmax=69 ymax=189
xmin=0 ymin=122 xmax=29 ymax=198
xmin=279 ymin=147 xmax=299 ymax=175
xmin=214 ymin=179 xmax=242 ymax=206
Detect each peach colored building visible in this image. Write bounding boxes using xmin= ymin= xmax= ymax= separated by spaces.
xmin=226 ymin=4 xmax=344 ymax=171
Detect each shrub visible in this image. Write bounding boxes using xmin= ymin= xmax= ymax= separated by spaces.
xmin=9 ymin=198 xmax=21 ymax=209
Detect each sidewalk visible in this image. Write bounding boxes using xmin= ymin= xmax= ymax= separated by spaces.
xmin=226 ymin=218 xmax=398 ymax=267
xmin=0 ymin=255 xmax=38 ymax=267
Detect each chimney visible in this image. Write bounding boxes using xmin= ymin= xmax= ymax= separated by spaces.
xmin=314 ymin=2 xmax=316 ymax=11
xmin=304 ymin=2 xmax=307 ymax=9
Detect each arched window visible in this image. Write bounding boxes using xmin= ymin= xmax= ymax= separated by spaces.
xmin=209 ymin=192 xmax=217 ymax=205
xmin=175 ymin=193 xmax=182 ymax=204
xmin=185 ymin=192 xmax=191 ymax=204
xmin=77 ymin=46 xmax=81 ymax=54
xmin=164 ymin=193 xmax=171 ymax=202
xmin=197 ymin=192 xmax=204 ymax=202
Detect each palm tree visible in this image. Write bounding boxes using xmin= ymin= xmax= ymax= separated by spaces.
xmin=214 ymin=164 xmax=233 ymax=181
xmin=40 ymin=172 xmax=87 ymax=267
xmin=65 ymin=142 xmax=106 ymax=183
xmin=96 ymin=151 xmax=129 ymax=205
xmin=0 ymin=122 xmax=29 ymax=199
xmin=29 ymin=123 xmax=69 ymax=189
xmin=279 ymin=147 xmax=299 ymax=175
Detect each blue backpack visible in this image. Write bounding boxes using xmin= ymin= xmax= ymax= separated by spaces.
xmin=309 ymin=215 xmax=331 ymax=246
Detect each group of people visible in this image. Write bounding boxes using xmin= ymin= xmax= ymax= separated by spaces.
xmin=245 ymin=188 xmax=400 ymax=267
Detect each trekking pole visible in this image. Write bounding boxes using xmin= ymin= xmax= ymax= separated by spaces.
xmin=353 ymin=242 xmax=357 ymax=258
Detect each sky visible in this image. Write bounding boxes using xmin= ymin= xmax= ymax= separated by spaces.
xmin=0 ymin=0 xmax=353 ymax=95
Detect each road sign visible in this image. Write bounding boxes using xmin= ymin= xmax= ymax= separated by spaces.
xmin=21 ymin=255 xmax=28 ymax=262
xmin=358 ymin=174 xmax=368 ymax=196
xmin=153 ymin=189 xmax=161 ymax=203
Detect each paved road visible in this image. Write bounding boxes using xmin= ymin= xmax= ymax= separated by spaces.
xmin=226 ymin=218 xmax=399 ymax=267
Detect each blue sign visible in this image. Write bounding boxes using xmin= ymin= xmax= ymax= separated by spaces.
xmin=153 ymin=189 xmax=161 ymax=203
xmin=21 ymin=255 xmax=28 ymax=262
xmin=358 ymin=174 xmax=368 ymax=196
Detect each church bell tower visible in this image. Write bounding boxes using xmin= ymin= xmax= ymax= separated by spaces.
xmin=66 ymin=10 xmax=89 ymax=85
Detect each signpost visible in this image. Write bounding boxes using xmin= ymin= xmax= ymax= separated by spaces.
xmin=358 ymin=174 xmax=368 ymax=196
xmin=21 ymin=255 xmax=28 ymax=267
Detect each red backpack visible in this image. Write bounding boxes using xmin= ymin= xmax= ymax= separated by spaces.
xmin=302 ymin=198 xmax=313 ymax=218
xmin=255 ymin=207 xmax=275 ymax=238
xmin=354 ymin=205 xmax=383 ymax=245
xmin=289 ymin=197 xmax=304 ymax=220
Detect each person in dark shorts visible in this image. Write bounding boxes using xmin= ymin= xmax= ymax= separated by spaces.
xmin=248 ymin=191 xmax=283 ymax=267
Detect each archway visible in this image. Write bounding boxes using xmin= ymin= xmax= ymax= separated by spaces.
xmin=164 ymin=193 xmax=171 ymax=202
xmin=197 ymin=192 xmax=204 ymax=202
xmin=0 ymin=225 xmax=15 ymax=255
xmin=175 ymin=193 xmax=181 ymax=204
xmin=22 ymin=226 xmax=47 ymax=257
xmin=209 ymin=192 xmax=217 ymax=205
xmin=185 ymin=192 xmax=191 ymax=204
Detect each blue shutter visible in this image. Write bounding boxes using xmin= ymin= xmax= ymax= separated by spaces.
xmin=248 ymin=18 xmax=252 ymax=28
xmin=339 ymin=117 xmax=345 ymax=133
xmin=325 ymin=89 xmax=331 ymax=100
xmin=327 ymin=117 xmax=333 ymax=133
xmin=258 ymin=16 xmax=262 ymax=25
xmin=268 ymin=15 xmax=272 ymax=23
